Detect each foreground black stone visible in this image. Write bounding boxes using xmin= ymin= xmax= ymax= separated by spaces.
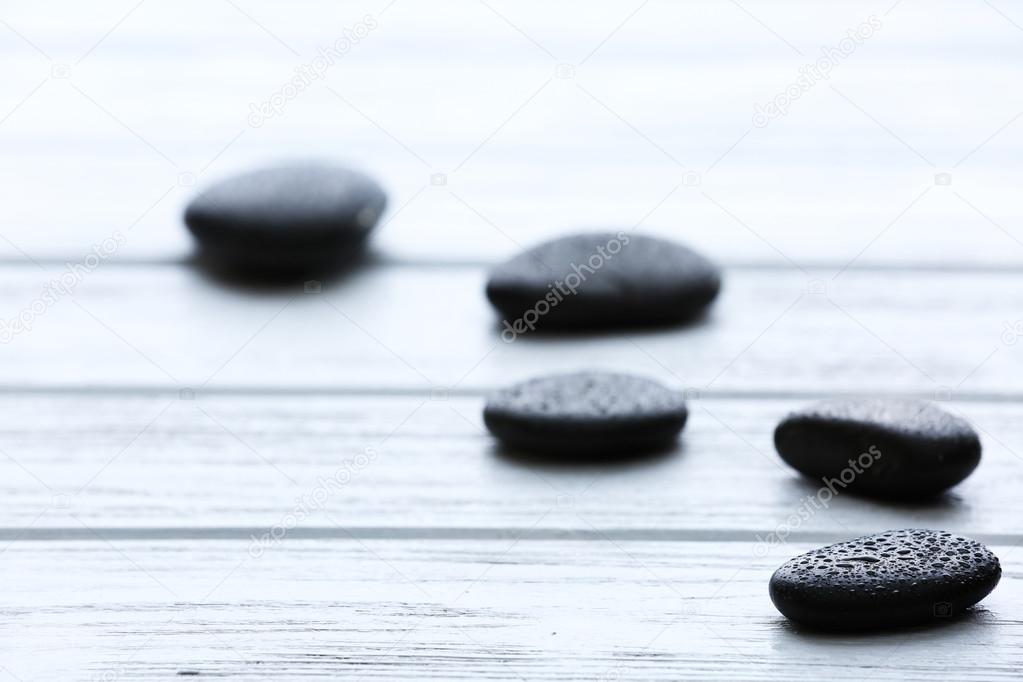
xmin=770 ymin=529 xmax=1001 ymax=630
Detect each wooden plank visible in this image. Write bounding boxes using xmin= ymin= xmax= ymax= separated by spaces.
xmin=3 ymin=3 xmax=1022 ymax=678
xmin=1 ymin=1 xmax=1022 ymax=265
xmin=0 ymin=538 xmax=1019 ymax=680
xmin=1 ymin=393 xmax=1021 ymax=536
xmin=0 ymin=263 xmax=1019 ymax=393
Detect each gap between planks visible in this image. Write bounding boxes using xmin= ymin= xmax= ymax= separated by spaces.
xmin=2 ymin=384 xmax=1023 ymax=402
xmin=2 ymin=527 xmax=1021 ymax=545
xmin=4 ymin=255 xmax=1023 ymax=274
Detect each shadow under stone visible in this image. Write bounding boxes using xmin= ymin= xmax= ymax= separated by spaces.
xmin=492 ymin=438 xmax=684 ymax=471
xmin=784 ymin=474 xmax=966 ymax=512
xmin=188 ymin=248 xmax=375 ymax=296
xmin=772 ymin=606 xmax=993 ymax=639
xmin=493 ymin=308 xmax=715 ymax=342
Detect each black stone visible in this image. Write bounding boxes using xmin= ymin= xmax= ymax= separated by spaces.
xmin=483 ymin=371 xmax=688 ymax=457
xmin=184 ymin=162 xmax=387 ymax=277
xmin=486 ymin=233 xmax=721 ymax=331
xmin=770 ymin=529 xmax=1001 ymax=630
xmin=774 ymin=400 xmax=980 ymax=499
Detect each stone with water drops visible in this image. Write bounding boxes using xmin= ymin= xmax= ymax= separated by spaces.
xmin=486 ymin=233 xmax=721 ymax=332
xmin=773 ymin=399 xmax=981 ymax=498
xmin=483 ymin=371 xmax=688 ymax=457
xmin=184 ymin=162 xmax=387 ymax=277
xmin=769 ymin=529 xmax=1001 ymax=630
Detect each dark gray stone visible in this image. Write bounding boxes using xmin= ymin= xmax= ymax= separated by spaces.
xmin=774 ymin=400 xmax=980 ymax=498
xmin=184 ymin=162 xmax=387 ymax=276
xmin=483 ymin=371 xmax=688 ymax=457
xmin=486 ymin=233 xmax=721 ymax=332
xmin=770 ymin=529 xmax=1001 ymax=630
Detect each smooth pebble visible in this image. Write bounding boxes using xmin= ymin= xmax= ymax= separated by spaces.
xmin=483 ymin=371 xmax=688 ymax=457
xmin=770 ymin=529 xmax=1001 ymax=630
xmin=184 ymin=162 xmax=387 ymax=276
xmin=774 ymin=399 xmax=981 ymax=498
xmin=486 ymin=232 xmax=721 ymax=331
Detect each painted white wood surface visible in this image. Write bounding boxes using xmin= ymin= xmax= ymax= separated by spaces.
xmin=1 ymin=1 xmax=1022 ymax=679
xmin=0 ymin=264 xmax=1020 ymax=394
xmin=0 ymin=539 xmax=1021 ymax=680
xmin=0 ymin=393 xmax=1020 ymax=538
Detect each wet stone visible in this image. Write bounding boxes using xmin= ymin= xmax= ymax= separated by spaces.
xmin=769 ymin=529 xmax=1001 ymax=630
xmin=184 ymin=162 xmax=387 ymax=277
xmin=773 ymin=399 xmax=981 ymax=499
xmin=483 ymin=371 xmax=688 ymax=457
xmin=486 ymin=232 xmax=721 ymax=332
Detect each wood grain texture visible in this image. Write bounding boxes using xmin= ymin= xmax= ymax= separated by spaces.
xmin=0 ymin=263 xmax=1020 ymax=393
xmin=2 ymin=1 xmax=1023 ymax=678
xmin=1 ymin=1 xmax=1022 ymax=266
xmin=0 ymin=539 xmax=1020 ymax=680
xmin=0 ymin=393 xmax=1019 ymax=538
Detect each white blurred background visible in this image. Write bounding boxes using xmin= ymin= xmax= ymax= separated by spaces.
xmin=2 ymin=0 xmax=1022 ymax=266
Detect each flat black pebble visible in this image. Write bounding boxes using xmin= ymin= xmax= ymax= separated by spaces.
xmin=483 ymin=371 xmax=687 ymax=457
xmin=770 ymin=529 xmax=1001 ymax=630
xmin=774 ymin=399 xmax=980 ymax=498
xmin=185 ymin=162 xmax=387 ymax=277
xmin=486 ymin=233 xmax=721 ymax=332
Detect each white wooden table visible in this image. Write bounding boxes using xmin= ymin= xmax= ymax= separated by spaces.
xmin=2 ymin=1 xmax=1023 ymax=678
